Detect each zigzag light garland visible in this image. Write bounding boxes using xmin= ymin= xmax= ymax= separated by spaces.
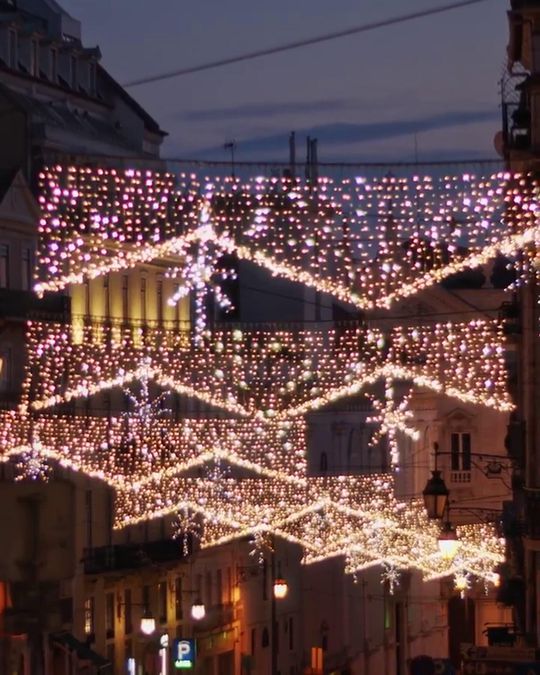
xmin=0 ymin=409 xmax=504 ymax=585
xmin=36 ymin=167 xmax=540 ymax=309
xmin=23 ymin=318 xmax=512 ymax=420
xmin=12 ymin=165 xmax=519 ymax=593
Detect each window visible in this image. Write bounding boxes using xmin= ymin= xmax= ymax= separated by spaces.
xmin=84 ymin=280 xmax=90 ymax=317
xmin=105 ymin=593 xmax=115 ymax=639
xmin=216 ymin=569 xmax=223 ymax=606
xmin=103 ymin=275 xmax=110 ymax=317
xmin=157 ymin=279 xmax=163 ymax=324
xmin=319 ymin=452 xmax=328 ymax=473
xmin=84 ymin=489 xmax=93 ymax=549
xmin=251 ymin=628 xmax=256 ymax=655
xmin=70 ymin=54 xmax=77 ymax=88
xmin=84 ymin=597 xmax=95 ymax=637
xmin=451 ymin=432 xmax=471 ymax=471
xmin=0 ymin=351 xmax=9 ymax=390
xmin=174 ymin=283 xmax=180 ymax=326
xmin=21 ymin=248 xmax=32 ymax=291
xmin=30 ymin=39 xmax=39 ymax=77
xmin=142 ymin=585 xmax=150 ymax=614
xmin=8 ymin=29 xmax=16 ymax=68
xmin=50 ymin=47 xmax=57 ymax=82
xmin=262 ymin=560 xmax=267 ymax=601
xmin=106 ymin=490 xmax=113 ymax=546
xmin=158 ymin=581 xmax=167 ymax=624
xmin=261 ymin=627 xmax=269 ymax=648
xmin=175 ymin=577 xmax=183 ymax=621
xmin=140 ymin=277 xmax=147 ymax=323
xmin=289 ymin=617 xmax=294 ymax=650
xmin=0 ymin=244 xmax=8 ymax=288
xmin=122 ymin=275 xmax=129 ymax=321
xmin=124 ymin=589 xmax=133 ymax=634
xmin=205 ymin=571 xmax=212 ymax=607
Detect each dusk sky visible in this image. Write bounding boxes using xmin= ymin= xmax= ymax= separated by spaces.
xmin=62 ymin=0 xmax=507 ymax=164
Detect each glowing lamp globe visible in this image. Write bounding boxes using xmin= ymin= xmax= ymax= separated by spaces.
xmin=140 ymin=610 xmax=156 ymax=636
xmin=273 ymin=578 xmax=288 ymax=599
xmin=191 ymin=600 xmax=206 ymax=621
xmin=438 ymin=523 xmax=459 ymax=560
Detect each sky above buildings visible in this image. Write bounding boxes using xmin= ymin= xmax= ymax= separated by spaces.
xmin=62 ymin=0 xmax=507 ymax=164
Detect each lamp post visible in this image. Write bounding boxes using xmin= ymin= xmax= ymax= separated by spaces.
xmin=190 ymin=599 xmax=206 ymax=621
xmin=270 ymin=543 xmax=289 ymax=675
xmin=438 ymin=505 xmax=460 ymax=560
xmin=423 ymin=443 xmax=449 ymax=519
xmin=140 ymin=608 xmax=156 ymax=636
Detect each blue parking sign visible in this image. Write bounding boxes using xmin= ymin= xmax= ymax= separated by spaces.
xmin=173 ymin=639 xmax=196 ymax=670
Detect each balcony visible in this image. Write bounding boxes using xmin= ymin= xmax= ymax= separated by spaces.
xmin=83 ymin=538 xmax=191 ymax=575
xmin=0 ymin=288 xmax=70 ymax=322
xmin=450 ymin=470 xmax=472 ymax=484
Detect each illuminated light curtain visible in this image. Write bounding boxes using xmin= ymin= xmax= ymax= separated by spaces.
xmin=36 ymin=167 xmax=539 ymax=308
xmin=23 ymin=319 xmax=513 ymax=417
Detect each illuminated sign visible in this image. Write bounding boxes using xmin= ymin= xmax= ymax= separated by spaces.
xmin=173 ymin=639 xmax=196 ymax=670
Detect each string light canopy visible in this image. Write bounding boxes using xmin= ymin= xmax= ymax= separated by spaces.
xmin=0 ymin=409 xmax=504 ymax=588
xmin=0 ymin=411 xmax=307 ymax=484
xmin=23 ymin=318 xmax=513 ymax=425
xmin=36 ymin=167 xmax=540 ymax=308
xmin=13 ymin=163 xmax=515 ymax=595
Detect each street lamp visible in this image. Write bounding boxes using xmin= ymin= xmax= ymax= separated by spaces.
xmin=273 ymin=577 xmax=288 ymax=599
xmin=140 ymin=609 xmax=156 ymax=636
xmin=438 ymin=521 xmax=459 ymax=560
xmin=190 ymin=599 xmax=206 ymax=621
xmin=422 ymin=444 xmax=449 ymax=519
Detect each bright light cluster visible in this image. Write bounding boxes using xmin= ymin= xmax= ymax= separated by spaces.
xmin=23 ymin=318 xmax=512 ymax=421
xmin=36 ymin=167 xmax=540 ymax=308
xmin=1 ymin=404 xmax=504 ymax=584
xmin=113 ymin=472 xmax=503 ymax=585
xmin=0 ymin=407 xmax=504 ymax=585
xmin=0 ymin=410 xmax=306 ymax=482
xmin=14 ymin=164 xmax=517 ymax=592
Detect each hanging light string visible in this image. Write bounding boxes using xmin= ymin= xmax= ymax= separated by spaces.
xmin=36 ymin=167 xmax=539 ymax=310
xmin=22 ymin=318 xmax=512 ymax=421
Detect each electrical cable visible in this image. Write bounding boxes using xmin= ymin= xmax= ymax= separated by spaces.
xmin=123 ymin=0 xmax=493 ymax=88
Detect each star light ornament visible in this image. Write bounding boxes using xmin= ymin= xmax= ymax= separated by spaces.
xmin=367 ymin=380 xmax=419 ymax=467
xmin=166 ymin=206 xmax=236 ymax=341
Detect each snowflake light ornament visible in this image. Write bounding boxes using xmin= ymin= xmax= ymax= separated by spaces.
xmin=367 ymin=379 xmax=419 ymax=467
xmin=122 ymin=358 xmax=171 ymax=458
xmin=381 ymin=562 xmax=401 ymax=595
xmin=249 ymin=530 xmax=274 ymax=566
xmin=166 ymin=205 xmax=237 ymax=341
xmin=15 ymin=425 xmax=50 ymax=481
xmin=173 ymin=507 xmax=202 ymax=557
xmin=454 ymin=571 xmax=472 ymax=599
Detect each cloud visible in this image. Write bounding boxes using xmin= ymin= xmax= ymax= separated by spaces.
xmin=176 ymin=98 xmax=357 ymax=122
xmin=185 ymin=108 xmax=500 ymax=159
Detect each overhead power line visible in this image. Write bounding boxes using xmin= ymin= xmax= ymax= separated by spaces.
xmin=124 ymin=0 xmax=492 ymax=88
